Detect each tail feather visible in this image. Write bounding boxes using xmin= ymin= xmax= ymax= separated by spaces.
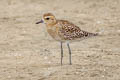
xmin=82 ymin=31 xmax=98 ymax=38
xmin=76 ymin=30 xmax=98 ymax=41
xmin=90 ymin=33 xmax=98 ymax=36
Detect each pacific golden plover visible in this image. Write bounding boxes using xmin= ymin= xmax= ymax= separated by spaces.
xmin=36 ymin=13 xmax=98 ymax=65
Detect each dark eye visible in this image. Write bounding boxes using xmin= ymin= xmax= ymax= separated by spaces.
xmin=46 ymin=18 xmax=50 ymax=20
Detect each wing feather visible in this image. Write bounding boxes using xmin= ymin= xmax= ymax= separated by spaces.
xmin=58 ymin=20 xmax=97 ymax=40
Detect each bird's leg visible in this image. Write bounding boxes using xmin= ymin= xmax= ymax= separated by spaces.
xmin=60 ymin=42 xmax=63 ymax=65
xmin=67 ymin=43 xmax=72 ymax=65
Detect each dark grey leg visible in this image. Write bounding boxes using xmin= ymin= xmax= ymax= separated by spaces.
xmin=60 ymin=42 xmax=63 ymax=65
xmin=67 ymin=43 xmax=72 ymax=65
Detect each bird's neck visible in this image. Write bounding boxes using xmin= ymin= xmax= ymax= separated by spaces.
xmin=46 ymin=21 xmax=57 ymax=27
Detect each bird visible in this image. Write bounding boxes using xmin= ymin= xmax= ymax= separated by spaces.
xmin=36 ymin=13 xmax=98 ymax=65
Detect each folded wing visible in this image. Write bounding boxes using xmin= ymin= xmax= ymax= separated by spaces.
xmin=58 ymin=20 xmax=98 ymax=40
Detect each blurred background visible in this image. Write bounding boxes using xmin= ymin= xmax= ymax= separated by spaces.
xmin=0 ymin=0 xmax=120 ymax=80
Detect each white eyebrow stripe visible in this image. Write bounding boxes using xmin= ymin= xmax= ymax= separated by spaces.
xmin=44 ymin=16 xmax=51 ymax=18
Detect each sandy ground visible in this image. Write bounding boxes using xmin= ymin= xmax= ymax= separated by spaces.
xmin=0 ymin=0 xmax=120 ymax=80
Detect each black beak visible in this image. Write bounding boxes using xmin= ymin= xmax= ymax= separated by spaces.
xmin=36 ymin=19 xmax=44 ymax=24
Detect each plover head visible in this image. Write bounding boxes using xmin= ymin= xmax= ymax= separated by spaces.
xmin=36 ymin=13 xmax=57 ymax=25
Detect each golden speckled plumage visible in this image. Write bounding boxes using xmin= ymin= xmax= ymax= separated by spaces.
xmin=57 ymin=20 xmax=97 ymax=41
xmin=36 ymin=13 xmax=98 ymax=65
xmin=41 ymin=15 xmax=98 ymax=42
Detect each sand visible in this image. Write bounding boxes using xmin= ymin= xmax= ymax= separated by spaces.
xmin=0 ymin=0 xmax=120 ymax=80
